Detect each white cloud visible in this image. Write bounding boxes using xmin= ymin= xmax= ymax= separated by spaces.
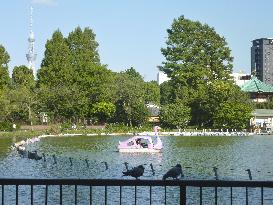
xmin=31 ymin=0 xmax=58 ymax=6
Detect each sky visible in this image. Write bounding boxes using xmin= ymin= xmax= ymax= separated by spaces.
xmin=1 ymin=0 xmax=273 ymax=81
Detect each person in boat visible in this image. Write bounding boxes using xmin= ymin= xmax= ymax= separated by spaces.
xmin=136 ymin=138 xmax=148 ymax=148
xmin=135 ymin=138 xmax=141 ymax=148
xmin=136 ymin=138 xmax=141 ymax=145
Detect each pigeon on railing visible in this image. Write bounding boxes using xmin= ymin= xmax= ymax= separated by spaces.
xmin=122 ymin=165 xmax=145 ymax=179
xmin=163 ymin=164 xmax=183 ymax=180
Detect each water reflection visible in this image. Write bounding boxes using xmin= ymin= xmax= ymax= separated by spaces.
xmin=1 ymin=135 xmax=273 ymax=179
xmin=1 ymin=134 xmax=273 ymax=204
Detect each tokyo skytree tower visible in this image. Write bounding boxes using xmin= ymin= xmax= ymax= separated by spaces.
xmin=26 ymin=6 xmax=37 ymax=77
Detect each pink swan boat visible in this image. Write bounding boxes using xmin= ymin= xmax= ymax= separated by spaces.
xmin=118 ymin=126 xmax=163 ymax=153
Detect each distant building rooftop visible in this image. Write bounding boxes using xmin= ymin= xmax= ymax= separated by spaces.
xmin=230 ymin=72 xmax=250 ymax=86
xmin=252 ymin=109 xmax=273 ymax=117
xmin=240 ymin=76 xmax=273 ymax=93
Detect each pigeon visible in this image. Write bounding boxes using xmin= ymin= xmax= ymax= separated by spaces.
xmin=162 ymin=164 xmax=183 ymax=180
xmin=122 ymin=165 xmax=145 ymax=179
xmin=28 ymin=151 xmax=42 ymax=160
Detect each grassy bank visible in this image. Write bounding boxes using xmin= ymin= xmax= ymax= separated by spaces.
xmin=0 ymin=130 xmax=44 ymax=139
xmin=0 ymin=123 xmax=154 ymax=139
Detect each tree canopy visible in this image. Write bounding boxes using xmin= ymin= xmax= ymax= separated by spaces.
xmin=213 ymin=102 xmax=253 ymax=130
xmin=0 ymin=23 xmax=254 ymax=130
xmin=114 ymin=68 xmax=148 ymax=126
xmin=67 ymin=27 xmax=100 ymax=68
xmin=0 ymin=45 xmax=11 ymax=89
xmin=161 ymin=16 xmax=233 ymax=83
xmin=160 ymin=15 xmax=252 ymax=128
xmin=36 ymin=27 xmax=115 ymax=123
xmin=12 ymin=65 xmax=35 ymax=89
xmin=38 ymin=30 xmax=73 ymax=87
xmin=160 ymin=101 xmax=191 ymax=129
xmin=144 ymin=80 xmax=160 ymax=105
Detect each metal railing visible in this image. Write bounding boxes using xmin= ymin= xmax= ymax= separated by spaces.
xmin=1 ymin=178 xmax=273 ymax=205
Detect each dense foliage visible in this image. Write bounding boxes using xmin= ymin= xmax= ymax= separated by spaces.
xmin=0 ymin=45 xmax=11 ymax=89
xmin=213 ymin=102 xmax=253 ymax=130
xmin=0 ymin=28 xmax=155 ymax=127
xmin=159 ymin=15 xmax=253 ymax=129
xmin=160 ymin=101 xmax=191 ymax=129
xmin=0 ymin=18 xmax=254 ymax=130
xmin=114 ymin=69 xmax=149 ymax=126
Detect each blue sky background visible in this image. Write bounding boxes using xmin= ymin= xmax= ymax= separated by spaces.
xmin=1 ymin=0 xmax=273 ymax=81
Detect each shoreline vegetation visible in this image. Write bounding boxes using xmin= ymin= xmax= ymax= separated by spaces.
xmin=0 ymin=124 xmax=254 ymax=140
xmin=0 ymin=17 xmax=254 ymax=139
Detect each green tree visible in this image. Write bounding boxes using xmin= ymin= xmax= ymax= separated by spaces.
xmin=125 ymin=67 xmax=143 ymax=81
xmin=0 ymin=45 xmax=11 ymax=89
xmin=37 ymin=84 xmax=89 ymax=123
xmin=160 ymin=81 xmax=175 ymax=105
xmin=213 ymin=102 xmax=253 ymax=130
xmin=91 ymin=102 xmax=116 ymax=123
xmin=75 ymin=63 xmax=115 ymax=104
xmin=10 ymin=65 xmax=36 ymax=124
xmin=114 ymin=70 xmax=148 ymax=126
xmin=37 ymin=28 xmax=115 ymax=123
xmin=144 ymin=80 xmax=160 ymax=105
xmin=37 ymin=30 xmax=84 ymax=122
xmin=160 ymin=101 xmax=191 ymax=129
xmin=160 ymin=16 xmax=237 ymax=127
xmin=161 ymin=16 xmax=233 ymax=85
xmin=12 ymin=65 xmax=35 ymax=88
xmin=66 ymin=27 xmax=115 ymax=120
xmin=0 ymin=88 xmax=11 ymax=121
xmin=8 ymin=86 xmax=37 ymax=124
xmin=160 ymin=15 xmax=233 ymax=103
xmin=206 ymin=81 xmax=252 ymax=125
xmin=38 ymin=30 xmax=73 ymax=87
xmin=67 ymin=26 xmax=100 ymax=69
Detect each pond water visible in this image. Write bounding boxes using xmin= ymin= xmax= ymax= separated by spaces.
xmin=1 ymin=134 xmax=273 ymax=204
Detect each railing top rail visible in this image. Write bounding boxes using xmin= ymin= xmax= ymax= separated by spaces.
xmin=1 ymin=178 xmax=273 ymax=188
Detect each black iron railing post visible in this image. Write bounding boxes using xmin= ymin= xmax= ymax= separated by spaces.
xmin=261 ymin=187 xmax=263 ymax=205
xmin=1 ymin=185 xmax=3 ymax=205
xmin=150 ymin=186 xmax=152 ymax=205
xmin=135 ymin=186 xmax=137 ymax=205
xmin=31 ymin=185 xmax=33 ymax=205
xmin=89 ymin=186 xmax=92 ymax=205
xmin=246 ymin=187 xmax=248 ymax=205
xmin=45 ymin=185 xmax=48 ymax=205
xmin=180 ymin=185 xmax=186 ymax=205
xmin=16 ymin=185 xmax=18 ymax=205
xmin=60 ymin=185 xmax=62 ymax=205
xmin=200 ymin=187 xmax=203 ymax=205
xmin=105 ymin=186 xmax=107 ymax=205
xmin=230 ymin=187 xmax=233 ymax=205
xmin=164 ymin=186 xmax=167 ymax=205
xmin=215 ymin=187 xmax=217 ymax=205
xmin=119 ymin=186 xmax=122 ymax=205
xmin=75 ymin=185 xmax=77 ymax=205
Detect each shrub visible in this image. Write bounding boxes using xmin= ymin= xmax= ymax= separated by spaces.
xmin=0 ymin=121 xmax=13 ymax=131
